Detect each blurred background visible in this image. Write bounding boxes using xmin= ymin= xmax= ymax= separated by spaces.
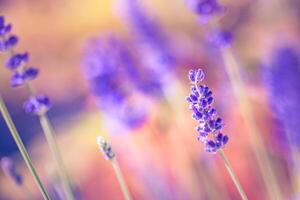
xmin=0 ymin=0 xmax=300 ymax=199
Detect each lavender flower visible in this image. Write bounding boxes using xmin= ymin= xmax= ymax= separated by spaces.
xmin=97 ymin=136 xmax=115 ymax=160
xmin=117 ymin=0 xmax=176 ymax=74
xmin=263 ymin=47 xmax=300 ymax=147
xmin=186 ymin=0 xmax=225 ymax=23
xmin=23 ymin=95 xmax=51 ymax=115
xmin=0 ymin=16 xmax=50 ymax=114
xmin=186 ymin=68 xmax=229 ymax=152
xmin=1 ymin=157 xmax=23 ymax=186
xmin=208 ymin=29 xmax=233 ymax=48
xmin=82 ymin=35 xmax=155 ymax=129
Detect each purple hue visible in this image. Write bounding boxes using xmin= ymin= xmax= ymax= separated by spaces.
xmin=6 ymin=52 xmax=29 ymax=70
xmin=0 ymin=16 xmax=50 ymax=115
xmin=208 ymin=29 xmax=233 ymax=47
xmin=0 ymin=16 xmax=12 ymax=36
xmin=82 ymin=35 xmax=150 ymax=129
xmin=195 ymin=0 xmax=223 ymax=15
xmin=186 ymin=68 xmax=229 ymax=152
xmin=0 ymin=35 xmax=18 ymax=51
xmin=1 ymin=157 xmax=23 ymax=186
xmin=23 ymin=95 xmax=51 ymax=115
xmin=263 ymin=47 xmax=300 ymax=147
xmin=10 ymin=67 xmax=39 ymax=87
xmin=119 ymin=0 xmax=176 ymax=74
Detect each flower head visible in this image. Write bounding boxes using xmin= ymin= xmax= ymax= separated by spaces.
xmin=186 ymin=68 xmax=229 ymax=152
xmin=208 ymin=29 xmax=233 ymax=48
xmin=263 ymin=47 xmax=300 ymax=147
xmin=1 ymin=157 xmax=23 ymax=186
xmin=82 ymin=35 xmax=158 ymax=130
xmin=97 ymin=136 xmax=115 ymax=160
xmin=116 ymin=0 xmax=176 ymax=74
xmin=0 ymin=16 xmax=50 ymax=114
xmin=23 ymin=95 xmax=51 ymax=115
xmin=186 ymin=0 xmax=225 ymax=23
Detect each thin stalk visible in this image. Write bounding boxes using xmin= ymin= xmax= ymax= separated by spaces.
xmin=4 ymin=39 xmax=74 ymax=200
xmin=111 ymin=159 xmax=132 ymax=200
xmin=219 ymin=150 xmax=248 ymax=200
xmin=38 ymin=113 xmax=74 ymax=200
xmin=221 ymin=47 xmax=283 ymax=200
xmin=0 ymin=94 xmax=50 ymax=200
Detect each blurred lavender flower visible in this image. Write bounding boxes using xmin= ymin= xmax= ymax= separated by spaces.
xmin=185 ymin=0 xmax=225 ymax=23
xmin=0 ymin=16 xmax=50 ymax=115
xmin=82 ymin=35 xmax=152 ymax=129
xmin=263 ymin=47 xmax=300 ymax=147
xmin=23 ymin=95 xmax=51 ymax=115
xmin=186 ymin=69 xmax=229 ymax=152
xmin=208 ymin=29 xmax=233 ymax=48
xmin=1 ymin=157 xmax=23 ymax=186
xmin=97 ymin=136 xmax=115 ymax=160
xmin=116 ymin=0 xmax=176 ymax=75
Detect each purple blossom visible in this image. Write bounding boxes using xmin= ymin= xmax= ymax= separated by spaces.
xmin=208 ymin=29 xmax=233 ymax=48
xmin=23 ymin=95 xmax=51 ymax=115
xmin=0 ymin=35 xmax=18 ymax=51
xmin=0 ymin=16 xmax=50 ymax=114
xmin=186 ymin=68 xmax=229 ymax=152
xmin=10 ymin=67 xmax=39 ymax=87
xmin=82 ymin=35 xmax=151 ymax=129
xmin=263 ymin=47 xmax=300 ymax=147
xmin=117 ymin=0 xmax=176 ymax=74
xmin=0 ymin=16 xmax=12 ymax=36
xmin=1 ymin=157 xmax=23 ymax=186
xmin=186 ymin=0 xmax=224 ymax=23
xmin=6 ymin=52 xmax=29 ymax=69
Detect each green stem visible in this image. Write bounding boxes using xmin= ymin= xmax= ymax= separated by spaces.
xmin=111 ymin=159 xmax=132 ymax=200
xmin=0 ymin=94 xmax=50 ymax=200
xmin=219 ymin=150 xmax=248 ymax=200
xmin=39 ymin=113 xmax=75 ymax=200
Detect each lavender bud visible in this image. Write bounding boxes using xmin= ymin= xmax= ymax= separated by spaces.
xmin=97 ymin=136 xmax=115 ymax=160
xmin=6 ymin=52 xmax=29 ymax=70
xmin=23 ymin=95 xmax=51 ymax=115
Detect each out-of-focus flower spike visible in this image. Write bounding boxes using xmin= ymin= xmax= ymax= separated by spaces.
xmin=208 ymin=29 xmax=233 ymax=48
xmin=185 ymin=0 xmax=225 ymax=23
xmin=97 ymin=136 xmax=115 ymax=160
xmin=23 ymin=95 xmax=51 ymax=115
xmin=263 ymin=47 xmax=300 ymax=146
xmin=1 ymin=157 xmax=23 ymax=186
xmin=116 ymin=0 xmax=176 ymax=74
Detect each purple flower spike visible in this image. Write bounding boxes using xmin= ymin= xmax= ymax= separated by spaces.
xmin=23 ymin=95 xmax=51 ymax=115
xmin=1 ymin=157 xmax=23 ymax=186
xmin=209 ymin=29 xmax=233 ymax=48
xmin=186 ymin=68 xmax=229 ymax=153
xmin=6 ymin=52 xmax=29 ymax=70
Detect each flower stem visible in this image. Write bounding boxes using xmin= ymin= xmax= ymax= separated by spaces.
xmin=221 ymin=47 xmax=283 ymax=200
xmin=111 ymin=159 xmax=132 ymax=200
xmin=39 ymin=113 xmax=75 ymax=200
xmin=219 ymin=150 xmax=248 ymax=200
xmin=0 ymin=94 xmax=50 ymax=200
